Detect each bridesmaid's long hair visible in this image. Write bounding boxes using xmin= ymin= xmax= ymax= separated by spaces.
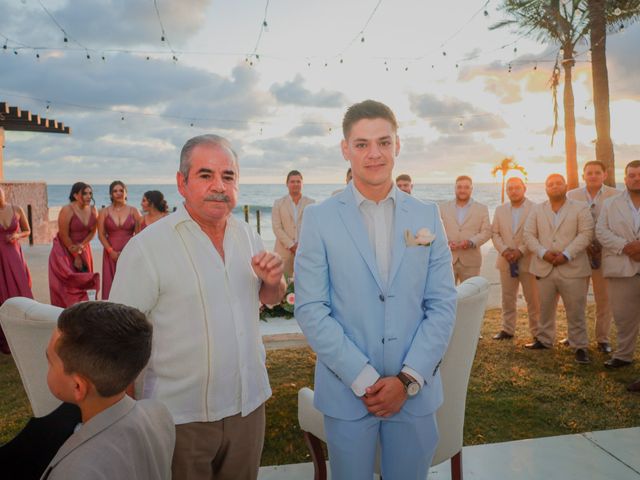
xmin=68 ymin=182 xmax=93 ymax=205
xmin=143 ymin=190 xmax=168 ymax=213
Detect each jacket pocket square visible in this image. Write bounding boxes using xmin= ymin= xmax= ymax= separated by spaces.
xmin=405 ymin=228 xmax=435 ymax=247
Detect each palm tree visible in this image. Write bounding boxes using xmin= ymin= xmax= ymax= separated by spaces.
xmin=492 ymin=1 xmax=591 ymax=190
xmin=588 ymin=1 xmax=640 ymax=186
xmin=491 ymin=157 xmax=528 ymax=203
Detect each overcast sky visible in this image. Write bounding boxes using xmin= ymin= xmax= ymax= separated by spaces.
xmin=1 ymin=0 xmax=638 ymax=184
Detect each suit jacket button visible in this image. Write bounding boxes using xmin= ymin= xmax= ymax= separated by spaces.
xmin=379 ymin=294 xmax=385 ymax=302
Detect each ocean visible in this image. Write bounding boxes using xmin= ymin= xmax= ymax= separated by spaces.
xmin=47 ymin=182 xmax=553 ymax=244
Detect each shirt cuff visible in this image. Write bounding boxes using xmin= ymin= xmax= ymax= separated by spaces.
xmin=562 ymin=250 xmax=572 ymax=261
xmin=401 ymin=366 xmax=425 ymax=388
xmin=351 ymin=364 xmax=380 ymax=397
xmin=538 ymin=248 xmax=547 ymax=259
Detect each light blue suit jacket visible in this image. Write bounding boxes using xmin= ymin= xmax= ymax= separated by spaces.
xmin=295 ymin=184 xmax=457 ymax=420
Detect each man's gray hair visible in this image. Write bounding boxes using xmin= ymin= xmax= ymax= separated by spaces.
xmin=179 ymin=134 xmax=239 ymax=179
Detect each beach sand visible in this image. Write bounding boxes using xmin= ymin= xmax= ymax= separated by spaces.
xmin=23 ymin=242 xmax=514 ymax=308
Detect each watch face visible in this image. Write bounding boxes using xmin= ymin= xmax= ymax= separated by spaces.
xmin=407 ymin=383 xmax=420 ymax=397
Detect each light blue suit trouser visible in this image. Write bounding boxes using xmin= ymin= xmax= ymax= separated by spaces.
xmin=324 ymin=410 xmax=438 ymax=480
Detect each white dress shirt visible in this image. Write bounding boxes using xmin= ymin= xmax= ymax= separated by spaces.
xmin=624 ymin=190 xmax=640 ymax=234
xmin=349 ymin=184 xmax=424 ymax=397
xmin=110 ymin=203 xmax=271 ymax=425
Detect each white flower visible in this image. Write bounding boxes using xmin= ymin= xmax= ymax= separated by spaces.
xmin=415 ymin=228 xmax=435 ymax=246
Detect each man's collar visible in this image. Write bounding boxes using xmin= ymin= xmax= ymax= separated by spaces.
xmin=455 ymin=198 xmax=474 ymax=208
xmin=167 ymin=201 xmax=236 ymax=230
xmin=352 ymin=182 xmax=396 ymax=206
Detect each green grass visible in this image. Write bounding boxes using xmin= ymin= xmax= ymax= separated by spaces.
xmin=2 ymin=305 xmax=639 ymax=466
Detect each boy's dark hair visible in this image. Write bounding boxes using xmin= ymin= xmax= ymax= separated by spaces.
xmin=342 ymin=100 xmax=398 ymax=139
xmin=56 ymin=301 xmax=152 ymax=397
xmin=396 ymin=174 xmax=412 ymax=183
xmin=583 ymin=160 xmax=606 ymax=172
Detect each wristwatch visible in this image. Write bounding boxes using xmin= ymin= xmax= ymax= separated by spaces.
xmin=397 ymin=372 xmax=420 ymax=397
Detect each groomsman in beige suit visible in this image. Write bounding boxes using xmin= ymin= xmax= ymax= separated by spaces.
xmin=440 ymin=175 xmax=491 ymax=284
xmin=523 ymin=174 xmax=594 ymax=364
xmin=272 ymin=170 xmax=315 ymax=276
xmin=567 ymin=161 xmax=619 ymax=353
xmin=595 ymin=161 xmax=640 ymax=388
xmin=491 ymin=177 xmax=540 ymax=341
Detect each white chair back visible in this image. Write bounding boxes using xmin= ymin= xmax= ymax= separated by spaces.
xmin=0 ymin=297 xmax=62 ymax=417
xmin=433 ymin=276 xmax=489 ymax=465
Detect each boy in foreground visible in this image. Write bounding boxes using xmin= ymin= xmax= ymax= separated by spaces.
xmin=42 ymin=301 xmax=175 ymax=480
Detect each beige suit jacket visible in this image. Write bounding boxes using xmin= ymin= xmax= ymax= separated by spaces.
xmin=440 ymin=199 xmax=491 ymax=267
xmin=491 ymin=198 xmax=535 ymax=273
xmin=596 ymin=192 xmax=640 ymax=278
xmin=272 ymin=194 xmax=315 ymax=257
xmin=567 ymin=184 xmax=619 ymax=224
xmin=523 ymin=198 xmax=593 ymax=278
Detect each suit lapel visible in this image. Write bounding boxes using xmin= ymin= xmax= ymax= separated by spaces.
xmin=337 ymin=186 xmax=385 ymax=292
xmin=388 ymin=195 xmax=408 ymax=288
xmin=513 ymin=199 xmax=531 ymax=235
xmin=553 ymin=200 xmax=571 ymax=231
xmin=542 ymin=202 xmax=556 ymax=232
xmin=614 ymin=196 xmax=638 ymax=237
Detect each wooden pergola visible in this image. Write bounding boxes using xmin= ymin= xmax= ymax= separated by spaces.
xmin=0 ymin=101 xmax=71 ymax=181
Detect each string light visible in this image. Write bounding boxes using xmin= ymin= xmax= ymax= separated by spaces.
xmin=336 ymin=0 xmax=383 ymax=57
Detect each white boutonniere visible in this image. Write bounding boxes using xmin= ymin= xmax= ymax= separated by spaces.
xmin=405 ymin=227 xmax=436 ymax=247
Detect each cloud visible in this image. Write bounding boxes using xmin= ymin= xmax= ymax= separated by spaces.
xmin=288 ymin=123 xmax=330 ymax=137
xmin=0 ymin=0 xmax=212 ymax=48
xmin=409 ymin=93 xmax=507 ymax=134
xmin=270 ymin=75 xmax=348 ymax=107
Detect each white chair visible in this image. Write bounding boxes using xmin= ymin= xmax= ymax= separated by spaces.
xmin=298 ymin=276 xmax=490 ymax=480
xmin=0 ymin=297 xmax=62 ymax=417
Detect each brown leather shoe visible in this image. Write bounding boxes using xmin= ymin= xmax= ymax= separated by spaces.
xmin=597 ymin=342 xmax=612 ymax=354
xmin=493 ymin=330 xmax=514 ymax=340
xmin=525 ymin=340 xmax=549 ymax=349
xmin=575 ymin=348 xmax=591 ymax=364
xmin=627 ymin=379 xmax=640 ymax=393
xmin=604 ymin=358 xmax=632 ymax=369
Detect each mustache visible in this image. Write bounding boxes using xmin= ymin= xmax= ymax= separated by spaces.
xmin=204 ymin=194 xmax=231 ymax=203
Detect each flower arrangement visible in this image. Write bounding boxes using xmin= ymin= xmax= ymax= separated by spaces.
xmin=260 ymin=274 xmax=295 ymax=320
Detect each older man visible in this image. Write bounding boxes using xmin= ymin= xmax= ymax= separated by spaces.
xmin=272 ymin=170 xmax=315 ymax=276
xmin=523 ymin=174 xmax=593 ymax=364
xmin=110 ymin=134 xmax=285 ymax=480
xmin=596 ymin=160 xmax=640 ymax=390
xmin=440 ymin=175 xmax=491 ymax=284
xmin=491 ymin=177 xmax=539 ymax=341
xmin=567 ymin=160 xmax=619 ymax=353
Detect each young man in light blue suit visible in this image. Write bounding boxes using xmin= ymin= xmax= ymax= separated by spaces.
xmin=295 ymin=100 xmax=457 ymax=480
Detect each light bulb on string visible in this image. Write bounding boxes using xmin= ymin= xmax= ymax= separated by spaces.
xmin=442 ymin=51 xmax=447 ymax=56
xmin=36 ymin=53 xmax=40 ymax=59
xmin=86 ymin=53 xmax=90 ymax=59
xmin=361 ymin=36 xmax=365 ymax=43
xmin=63 ymin=37 xmax=68 ymax=43
xmin=161 ymin=35 xmax=165 ymax=42
xmin=13 ymin=50 xmax=18 ymax=55
xmin=508 ymin=63 xmax=512 ymax=73
xmin=146 ymin=56 xmax=150 ymax=60
xmin=2 ymin=43 xmax=7 ymax=50
xmin=324 ymin=62 xmax=328 ymax=67
xmin=620 ymin=24 xmax=625 ymax=32
xmin=484 ymin=10 xmax=489 ymax=17
xmin=340 ymin=58 xmax=343 ymax=64
xmin=513 ymin=47 xmax=517 ymax=53
xmin=455 ymin=63 xmax=459 ymax=68
xmin=533 ymin=63 xmax=537 ymax=70
xmin=614 ymin=7 xmax=622 ymax=16
xmin=263 ymin=20 xmax=269 ymax=32
xmin=458 ymin=121 xmax=464 ymax=131
xmin=404 ymin=66 xmax=408 ymax=71
xmin=101 ymin=55 xmax=105 ymax=61
xmin=190 ymin=122 xmax=194 ymax=127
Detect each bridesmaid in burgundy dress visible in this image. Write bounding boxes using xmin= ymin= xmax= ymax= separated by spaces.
xmin=139 ymin=190 xmax=169 ymax=231
xmin=0 ymin=186 xmax=34 ymax=354
xmin=48 ymin=182 xmax=100 ymax=308
xmin=97 ymin=181 xmax=141 ymax=300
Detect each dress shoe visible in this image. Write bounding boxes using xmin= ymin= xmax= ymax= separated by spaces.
xmin=597 ymin=342 xmax=612 ymax=354
xmin=525 ymin=340 xmax=549 ymax=350
xmin=627 ymin=379 xmax=640 ymax=393
xmin=492 ymin=330 xmax=514 ymax=340
xmin=575 ymin=348 xmax=591 ymax=364
xmin=559 ymin=338 xmax=570 ymax=346
xmin=604 ymin=358 xmax=632 ymax=369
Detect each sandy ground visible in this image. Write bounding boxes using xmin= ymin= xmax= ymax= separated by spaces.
xmin=23 ymin=242 xmax=504 ymax=308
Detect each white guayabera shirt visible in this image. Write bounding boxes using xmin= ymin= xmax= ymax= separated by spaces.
xmin=110 ymin=203 xmax=271 ymax=425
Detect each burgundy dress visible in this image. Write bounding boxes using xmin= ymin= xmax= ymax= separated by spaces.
xmin=48 ymin=212 xmax=100 ymax=308
xmin=101 ymin=212 xmax=135 ymax=300
xmin=0 ymin=210 xmax=33 ymax=353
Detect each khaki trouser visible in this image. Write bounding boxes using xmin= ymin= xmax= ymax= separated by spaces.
xmin=590 ymin=267 xmax=613 ymax=343
xmin=536 ymin=270 xmax=589 ymax=349
xmin=609 ymin=276 xmax=640 ymax=362
xmin=499 ymin=269 xmax=540 ymax=337
xmin=453 ymin=261 xmax=480 ymax=285
xmin=172 ymin=403 xmax=265 ymax=480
